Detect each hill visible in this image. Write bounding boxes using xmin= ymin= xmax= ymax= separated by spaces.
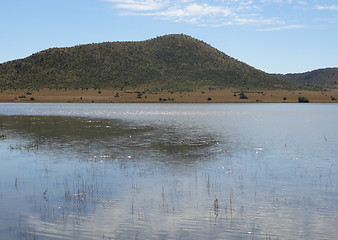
xmin=275 ymin=68 xmax=338 ymax=89
xmin=0 ymin=34 xmax=298 ymax=91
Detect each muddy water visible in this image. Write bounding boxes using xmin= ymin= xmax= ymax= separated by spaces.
xmin=0 ymin=103 xmax=338 ymax=239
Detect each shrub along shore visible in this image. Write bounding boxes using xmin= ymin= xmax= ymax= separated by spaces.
xmin=0 ymin=88 xmax=337 ymax=103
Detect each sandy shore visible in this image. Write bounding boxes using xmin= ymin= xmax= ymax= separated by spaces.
xmin=1 ymin=88 xmax=338 ymax=103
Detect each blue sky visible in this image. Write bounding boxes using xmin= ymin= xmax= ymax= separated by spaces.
xmin=1 ymin=0 xmax=337 ymax=73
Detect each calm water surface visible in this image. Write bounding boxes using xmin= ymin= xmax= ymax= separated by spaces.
xmin=0 ymin=103 xmax=338 ymax=239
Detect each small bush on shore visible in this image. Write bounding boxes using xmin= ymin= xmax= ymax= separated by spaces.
xmin=239 ymin=92 xmax=248 ymax=99
xmin=298 ymin=96 xmax=309 ymax=103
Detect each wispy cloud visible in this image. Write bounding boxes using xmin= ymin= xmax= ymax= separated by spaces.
xmin=297 ymin=1 xmax=307 ymax=6
xmin=258 ymin=24 xmax=307 ymax=31
xmin=142 ymin=3 xmax=234 ymax=24
xmin=314 ymin=5 xmax=338 ymax=11
xmin=259 ymin=0 xmax=294 ymax=4
xmin=105 ymin=0 xmax=338 ymax=29
xmin=106 ymin=0 xmax=283 ymax=27
xmin=107 ymin=0 xmax=167 ymax=11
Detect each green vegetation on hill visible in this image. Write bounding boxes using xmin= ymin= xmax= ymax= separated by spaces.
xmin=275 ymin=68 xmax=338 ymax=89
xmin=0 ymin=34 xmax=299 ymax=91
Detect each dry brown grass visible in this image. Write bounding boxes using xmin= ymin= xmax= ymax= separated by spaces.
xmin=1 ymin=88 xmax=338 ymax=103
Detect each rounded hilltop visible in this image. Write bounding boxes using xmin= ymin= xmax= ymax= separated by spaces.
xmin=0 ymin=34 xmax=295 ymax=91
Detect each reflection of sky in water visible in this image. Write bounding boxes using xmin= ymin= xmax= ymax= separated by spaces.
xmin=1 ymin=103 xmax=338 ymax=239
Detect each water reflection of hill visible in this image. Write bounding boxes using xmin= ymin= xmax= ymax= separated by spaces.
xmin=0 ymin=115 xmax=223 ymax=166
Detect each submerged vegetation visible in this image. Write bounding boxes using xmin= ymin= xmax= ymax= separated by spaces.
xmin=0 ymin=34 xmax=299 ymax=91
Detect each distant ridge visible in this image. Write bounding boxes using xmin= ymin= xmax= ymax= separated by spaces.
xmin=275 ymin=68 xmax=338 ymax=89
xmin=0 ymin=34 xmax=300 ymax=90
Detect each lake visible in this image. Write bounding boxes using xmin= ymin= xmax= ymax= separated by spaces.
xmin=0 ymin=103 xmax=338 ymax=239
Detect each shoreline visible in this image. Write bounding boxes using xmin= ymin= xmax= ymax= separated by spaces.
xmin=1 ymin=88 xmax=338 ymax=103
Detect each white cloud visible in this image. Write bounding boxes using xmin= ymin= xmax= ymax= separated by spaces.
xmin=298 ymin=1 xmax=307 ymax=6
xmin=105 ymin=0 xmax=338 ymax=29
xmin=145 ymin=3 xmax=233 ymax=21
xmin=258 ymin=24 xmax=307 ymax=31
xmin=259 ymin=0 xmax=291 ymax=3
xmin=314 ymin=5 xmax=338 ymax=11
xmin=106 ymin=0 xmax=167 ymax=11
xmin=106 ymin=0 xmax=282 ymax=27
